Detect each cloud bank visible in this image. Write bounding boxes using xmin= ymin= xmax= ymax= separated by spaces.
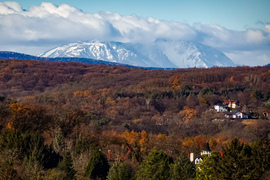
xmin=0 ymin=2 xmax=269 ymax=66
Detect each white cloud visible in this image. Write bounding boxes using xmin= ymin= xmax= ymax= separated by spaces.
xmin=245 ymin=29 xmax=265 ymax=44
xmin=265 ymin=24 xmax=270 ymax=32
xmin=225 ymin=50 xmax=270 ymax=66
xmin=0 ymin=1 xmax=269 ymax=66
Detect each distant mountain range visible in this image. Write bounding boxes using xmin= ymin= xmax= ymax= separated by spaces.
xmin=39 ymin=40 xmax=237 ymax=68
xmin=0 ymin=51 xmax=125 ymax=66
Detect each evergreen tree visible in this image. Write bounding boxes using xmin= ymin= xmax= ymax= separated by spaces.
xmin=84 ymin=149 xmax=109 ymax=180
xmin=196 ymin=152 xmax=219 ymax=180
xmin=250 ymin=138 xmax=270 ymax=179
xmin=107 ymin=162 xmax=134 ymax=180
xmin=212 ymin=139 xmax=253 ymax=180
xmin=59 ymin=151 xmax=76 ymax=180
xmin=171 ymin=152 xmax=195 ymax=180
xmin=136 ymin=150 xmax=173 ymax=180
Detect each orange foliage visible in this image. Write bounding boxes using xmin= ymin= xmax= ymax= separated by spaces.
xmin=182 ymin=137 xmax=195 ymax=149
xmin=156 ymin=133 xmax=167 ymax=140
xmin=178 ymin=106 xmax=198 ymax=123
xmin=73 ymin=90 xmax=92 ymax=97
xmin=9 ymin=103 xmax=29 ymax=115
xmin=170 ymin=76 xmax=181 ymax=88
xmin=121 ymin=130 xmax=149 ymax=151
xmin=230 ymin=76 xmax=235 ymax=82
xmin=105 ymin=97 xmax=116 ymax=105
xmin=194 ymin=135 xmax=206 ymax=149
xmin=99 ymin=88 xmax=112 ymax=96
xmin=7 ymin=121 xmax=14 ymax=130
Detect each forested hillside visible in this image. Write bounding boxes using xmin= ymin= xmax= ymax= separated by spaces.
xmin=0 ymin=59 xmax=270 ymax=179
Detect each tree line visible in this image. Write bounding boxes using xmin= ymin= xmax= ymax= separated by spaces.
xmin=0 ymin=59 xmax=270 ymax=179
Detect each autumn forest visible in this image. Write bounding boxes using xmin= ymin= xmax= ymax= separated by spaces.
xmin=0 ymin=59 xmax=270 ymax=179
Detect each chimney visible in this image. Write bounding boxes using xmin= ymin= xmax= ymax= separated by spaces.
xmin=190 ymin=152 xmax=194 ymax=162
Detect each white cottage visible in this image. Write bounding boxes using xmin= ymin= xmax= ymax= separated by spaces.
xmin=214 ymin=104 xmax=228 ymax=112
xmin=190 ymin=142 xmax=212 ymax=165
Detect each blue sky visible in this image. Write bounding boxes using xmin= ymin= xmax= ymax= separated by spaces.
xmin=0 ymin=0 xmax=270 ymax=66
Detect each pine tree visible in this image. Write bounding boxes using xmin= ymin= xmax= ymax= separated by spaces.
xmin=171 ymin=152 xmax=195 ymax=180
xmin=107 ymin=162 xmax=134 ymax=180
xmin=136 ymin=150 xmax=173 ymax=180
xmin=59 ymin=151 xmax=76 ymax=180
xmin=196 ymin=152 xmax=219 ymax=180
xmin=84 ymin=149 xmax=109 ymax=180
xmin=250 ymin=138 xmax=270 ymax=179
xmin=212 ymin=139 xmax=253 ymax=180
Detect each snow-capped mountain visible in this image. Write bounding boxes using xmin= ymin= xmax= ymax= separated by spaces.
xmin=39 ymin=40 xmax=236 ymax=68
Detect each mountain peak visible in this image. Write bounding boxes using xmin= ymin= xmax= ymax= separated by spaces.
xmin=39 ymin=40 xmax=236 ymax=68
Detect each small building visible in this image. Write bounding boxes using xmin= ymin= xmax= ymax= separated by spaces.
xmin=233 ymin=111 xmax=248 ymax=119
xmin=224 ymin=110 xmax=248 ymax=119
xmin=214 ymin=104 xmax=228 ymax=112
xmin=201 ymin=141 xmax=211 ymax=156
xmin=224 ymin=100 xmax=239 ymax=109
xmin=231 ymin=101 xmax=239 ymax=109
xmin=190 ymin=142 xmax=212 ymax=165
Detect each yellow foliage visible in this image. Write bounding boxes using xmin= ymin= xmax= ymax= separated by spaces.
xmin=7 ymin=121 xmax=14 ymax=130
xmin=182 ymin=137 xmax=195 ymax=149
xmin=178 ymin=106 xmax=198 ymax=123
xmin=9 ymin=103 xmax=27 ymax=114
xmin=121 ymin=130 xmax=149 ymax=152
xmin=139 ymin=130 xmax=149 ymax=147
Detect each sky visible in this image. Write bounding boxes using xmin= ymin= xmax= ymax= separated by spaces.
xmin=0 ymin=0 xmax=270 ymax=66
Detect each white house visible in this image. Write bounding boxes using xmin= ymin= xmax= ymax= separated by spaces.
xmin=190 ymin=142 xmax=212 ymax=165
xmin=233 ymin=111 xmax=248 ymax=119
xmin=214 ymin=104 xmax=228 ymax=112
xmin=224 ymin=110 xmax=248 ymax=119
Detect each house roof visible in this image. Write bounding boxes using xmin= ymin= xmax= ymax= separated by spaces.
xmin=202 ymin=142 xmax=211 ymax=152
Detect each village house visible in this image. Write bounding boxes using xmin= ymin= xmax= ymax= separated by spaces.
xmin=190 ymin=142 xmax=212 ymax=165
xmin=214 ymin=100 xmax=249 ymax=120
xmin=214 ymin=104 xmax=228 ymax=112
xmin=224 ymin=110 xmax=248 ymax=119
xmin=224 ymin=100 xmax=239 ymax=109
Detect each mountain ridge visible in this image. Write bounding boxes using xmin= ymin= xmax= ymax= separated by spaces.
xmin=39 ymin=40 xmax=236 ymax=68
xmin=0 ymin=51 xmax=175 ymax=70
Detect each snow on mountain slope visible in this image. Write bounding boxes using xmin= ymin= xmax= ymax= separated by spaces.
xmin=39 ymin=40 xmax=236 ymax=68
xmin=39 ymin=41 xmax=161 ymax=67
